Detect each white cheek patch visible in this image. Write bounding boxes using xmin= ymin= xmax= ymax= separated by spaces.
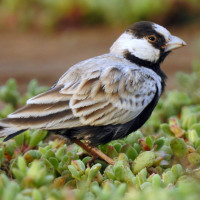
xmin=153 ymin=24 xmax=171 ymax=42
xmin=110 ymin=33 xmax=160 ymax=63
xmin=128 ymin=38 xmax=160 ymax=63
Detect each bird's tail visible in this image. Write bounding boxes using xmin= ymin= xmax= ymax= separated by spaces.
xmin=0 ymin=85 xmax=75 ymax=141
xmin=0 ymin=119 xmax=26 ymax=141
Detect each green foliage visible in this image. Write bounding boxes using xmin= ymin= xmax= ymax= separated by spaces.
xmin=1 ymin=62 xmax=200 ymax=199
xmin=0 ymin=0 xmax=199 ymax=31
xmin=143 ymin=61 xmax=200 ymax=132
xmin=132 ymin=151 xmax=155 ymax=174
xmin=176 ymin=60 xmax=200 ymax=103
xmin=0 ymin=78 xmax=20 ymax=108
xmin=0 ymin=79 xmax=48 ymax=118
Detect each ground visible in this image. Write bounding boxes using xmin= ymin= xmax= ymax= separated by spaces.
xmin=0 ymin=23 xmax=200 ymax=92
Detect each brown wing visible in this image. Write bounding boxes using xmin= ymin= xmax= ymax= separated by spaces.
xmin=0 ymin=64 xmax=157 ymax=134
xmin=61 ymin=66 xmax=157 ymax=126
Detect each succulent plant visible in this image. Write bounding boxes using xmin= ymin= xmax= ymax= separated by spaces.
xmin=1 ymin=62 xmax=200 ymax=199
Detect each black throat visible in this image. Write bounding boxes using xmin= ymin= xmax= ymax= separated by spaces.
xmin=124 ymin=51 xmax=169 ymax=93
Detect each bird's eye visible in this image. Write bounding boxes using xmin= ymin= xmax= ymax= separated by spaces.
xmin=147 ymin=35 xmax=157 ymax=42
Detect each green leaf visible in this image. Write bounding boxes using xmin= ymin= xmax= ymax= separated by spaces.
xmin=68 ymin=165 xmax=81 ymax=180
xmin=162 ymin=170 xmax=175 ymax=185
xmin=187 ymin=152 xmax=200 ymax=165
xmin=170 ymin=138 xmax=187 ymax=157
xmin=17 ymin=156 xmax=27 ymax=174
xmin=88 ymin=163 xmax=101 ymax=181
xmin=154 ymin=137 xmax=165 ymax=150
xmin=132 ymin=151 xmax=155 ymax=174
xmin=29 ymin=130 xmax=47 ymax=148
xmin=171 ymin=164 xmax=183 ymax=179
xmin=160 ymin=123 xmax=174 ymax=136
xmin=145 ymin=136 xmax=154 ymax=149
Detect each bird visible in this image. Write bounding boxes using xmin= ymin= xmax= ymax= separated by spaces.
xmin=0 ymin=21 xmax=186 ymax=165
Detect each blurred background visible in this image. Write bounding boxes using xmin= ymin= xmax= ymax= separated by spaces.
xmin=0 ymin=0 xmax=200 ymax=91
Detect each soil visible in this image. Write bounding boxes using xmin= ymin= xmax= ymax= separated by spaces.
xmin=0 ymin=23 xmax=200 ymax=92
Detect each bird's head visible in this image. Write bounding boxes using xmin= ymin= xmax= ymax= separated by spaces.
xmin=110 ymin=21 xmax=186 ymax=66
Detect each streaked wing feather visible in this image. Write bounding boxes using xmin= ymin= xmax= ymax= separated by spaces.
xmin=8 ymin=101 xmax=70 ymax=118
xmin=1 ymin=109 xmax=74 ymax=129
xmin=0 ymin=55 xmax=158 ymax=134
xmin=1 ymin=85 xmax=79 ymax=130
xmin=27 ymin=86 xmax=71 ymax=104
xmin=62 ymin=66 xmax=157 ymax=126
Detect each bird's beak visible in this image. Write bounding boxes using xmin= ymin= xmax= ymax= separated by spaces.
xmin=164 ymin=35 xmax=187 ymax=52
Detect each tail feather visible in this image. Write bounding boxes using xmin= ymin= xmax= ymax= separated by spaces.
xmin=0 ymin=127 xmax=17 ymax=136
xmin=0 ymin=119 xmax=26 ymax=141
xmin=3 ymin=129 xmax=26 ymax=141
xmin=0 ymin=109 xmax=73 ymax=130
xmin=0 ymin=85 xmax=73 ymax=141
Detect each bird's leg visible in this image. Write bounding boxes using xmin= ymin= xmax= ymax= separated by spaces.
xmin=71 ymin=139 xmax=115 ymax=165
xmin=86 ymin=155 xmax=98 ymax=168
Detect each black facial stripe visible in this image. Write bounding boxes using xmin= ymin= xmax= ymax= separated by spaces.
xmin=124 ymin=50 xmax=170 ymax=67
xmin=151 ymin=34 xmax=166 ymax=50
xmin=124 ymin=50 xmax=154 ymax=68
xmin=126 ymin=21 xmax=166 ymax=50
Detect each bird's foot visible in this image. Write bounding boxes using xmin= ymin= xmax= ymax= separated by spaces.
xmin=86 ymin=156 xmax=98 ymax=168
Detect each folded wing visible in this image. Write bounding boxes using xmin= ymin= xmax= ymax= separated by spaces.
xmin=64 ymin=66 xmax=157 ymax=126
xmin=0 ymin=57 xmax=158 ymax=138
